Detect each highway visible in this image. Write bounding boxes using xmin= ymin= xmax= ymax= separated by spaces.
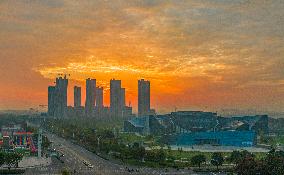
xmin=45 ymin=132 xmax=207 ymax=175
xmin=48 ymin=133 xmax=127 ymax=175
xmin=25 ymin=123 xmax=227 ymax=174
xmin=24 ymin=131 xmax=228 ymax=175
xmin=23 ymin=131 xmax=228 ymax=175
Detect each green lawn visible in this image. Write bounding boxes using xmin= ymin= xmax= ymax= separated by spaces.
xmin=271 ymin=136 xmax=284 ymax=145
xmin=118 ymin=133 xmax=156 ymax=145
xmin=166 ymin=150 xmax=233 ymax=163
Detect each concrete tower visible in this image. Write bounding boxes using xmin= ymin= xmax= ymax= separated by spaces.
xmin=121 ymin=88 xmax=125 ymax=108
xmin=54 ymin=75 xmax=68 ymax=117
xmin=110 ymin=79 xmax=123 ymax=117
xmin=85 ymin=78 xmax=96 ymax=117
xmin=48 ymin=86 xmax=56 ymax=116
xmin=96 ymin=87 xmax=104 ymax=108
xmin=74 ymin=86 xmax=81 ymax=107
xmin=138 ymin=79 xmax=150 ymax=117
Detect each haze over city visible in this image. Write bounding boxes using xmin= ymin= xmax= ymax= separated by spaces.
xmin=1 ymin=1 xmax=284 ymax=175
xmin=1 ymin=0 xmax=284 ymax=114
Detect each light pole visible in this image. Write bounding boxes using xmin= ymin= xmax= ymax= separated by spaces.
xmin=97 ymin=136 xmax=102 ymax=152
xmin=38 ymin=128 xmax=42 ymax=158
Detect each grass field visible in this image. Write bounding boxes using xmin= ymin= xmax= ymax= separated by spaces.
xmin=118 ymin=133 xmax=157 ymax=145
xmin=163 ymin=150 xmax=264 ymax=162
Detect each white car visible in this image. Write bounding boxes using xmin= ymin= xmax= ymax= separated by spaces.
xmin=88 ymin=164 xmax=94 ymax=168
xmin=83 ymin=160 xmax=93 ymax=168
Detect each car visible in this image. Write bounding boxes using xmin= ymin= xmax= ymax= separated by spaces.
xmin=83 ymin=160 xmax=91 ymax=166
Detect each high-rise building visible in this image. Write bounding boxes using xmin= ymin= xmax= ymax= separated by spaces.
xmin=55 ymin=76 xmax=68 ymax=117
xmin=48 ymin=86 xmax=56 ymax=116
xmin=96 ymin=87 xmax=104 ymax=108
xmin=85 ymin=78 xmax=96 ymax=117
xmin=121 ymin=88 xmax=126 ymax=118
xmin=138 ymin=79 xmax=150 ymax=117
xmin=74 ymin=86 xmax=81 ymax=107
xmin=121 ymin=88 xmax=125 ymax=108
xmin=110 ymin=79 xmax=123 ymax=116
xmin=48 ymin=75 xmax=68 ymax=117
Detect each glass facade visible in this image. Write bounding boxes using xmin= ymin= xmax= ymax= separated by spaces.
xmin=171 ymin=131 xmax=256 ymax=147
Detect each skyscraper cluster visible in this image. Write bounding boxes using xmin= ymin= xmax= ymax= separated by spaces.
xmin=48 ymin=76 xmax=154 ymax=118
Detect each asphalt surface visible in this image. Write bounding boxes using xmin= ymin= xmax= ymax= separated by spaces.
xmin=26 ymin=132 xmax=228 ymax=175
xmin=24 ymin=156 xmax=63 ymax=175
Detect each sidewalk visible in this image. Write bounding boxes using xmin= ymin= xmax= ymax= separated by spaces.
xmin=18 ymin=157 xmax=52 ymax=168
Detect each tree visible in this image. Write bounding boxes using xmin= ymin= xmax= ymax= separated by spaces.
xmin=230 ymin=150 xmax=284 ymax=175
xmin=13 ymin=153 xmax=23 ymax=168
xmin=98 ymin=129 xmax=115 ymax=139
xmin=156 ymin=148 xmax=166 ymax=162
xmin=235 ymin=156 xmax=267 ymax=175
xmin=145 ymin=150 xmax=156 ymax=161
xmin=211 ymin=152 xmax=224 ymax=170
xmin=61 ymin=168 xmax=70 ymax=175
xmin=229 ymin=150 xmax=253 ymax=164
xmin=131 ymin=143 xmax=146 ymax=161
xmin=137 ymin=146 xmax=146 ymax=161
xmin=5 ymin=153 xmax=23 ymax=169
xmin=264 ymin=150 xmax=284 ymax=175
xmin=229 ymin=150 xmax=242 ymax=164
xmin=167 ymin=145 xmax=172 ymax=154
xmin=190 ymin=154 xmax=206 ymax=169
xmin=42 ymin=136 xmax=51 ymax=150
xmin=0 ymin=152 xmax=5 ymax=167
xmin=145 ymin=149 xmax=166 ymax=162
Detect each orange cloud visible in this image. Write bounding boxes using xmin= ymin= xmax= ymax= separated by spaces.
xmin=1 ymin=0 xmax=284 ymax=113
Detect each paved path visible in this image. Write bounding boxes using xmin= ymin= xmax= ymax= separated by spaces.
xmin=19 ymin=157 xmax=52 ymax=168
xmin=24 ymin=157 xmax=63 ymax=175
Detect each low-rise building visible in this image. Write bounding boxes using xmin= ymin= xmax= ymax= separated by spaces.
xmin=123 ymin=111 xmax=269 ymax=147
xmin=170 ymin=131 xmax=256 ymax=147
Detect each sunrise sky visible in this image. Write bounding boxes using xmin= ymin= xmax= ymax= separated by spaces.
xmin=0 ymin=0 xmax=284 ymax=113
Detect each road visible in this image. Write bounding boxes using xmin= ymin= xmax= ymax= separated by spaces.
xmin=27 ymin=132 xmax=228 ymax=175
xmin=48 ymin=132 xmax=200 ymax=175
xmin=24 ymin=156 xmax=64 ymax=175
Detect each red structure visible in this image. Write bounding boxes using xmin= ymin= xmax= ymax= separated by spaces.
xmin=13 ymin=132 xmax=36 ymax=152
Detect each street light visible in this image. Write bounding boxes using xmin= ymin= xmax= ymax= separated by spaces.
xmin=97 ymin=136 xmax=102 ymax=152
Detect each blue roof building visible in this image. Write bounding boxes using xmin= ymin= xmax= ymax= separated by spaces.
xmin=170 ymin=131 xmax=256 ymax=147
xmin=123 ymin=111 xmax=267 ymax=147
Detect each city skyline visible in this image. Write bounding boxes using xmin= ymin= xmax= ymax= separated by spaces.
xmin=1 ymin=1 xmax=284 ymax=114
xmin=1 ymin=1 xmax=284 ymax=175
xmin=48 ymin=76 xmax=138 ymax=117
